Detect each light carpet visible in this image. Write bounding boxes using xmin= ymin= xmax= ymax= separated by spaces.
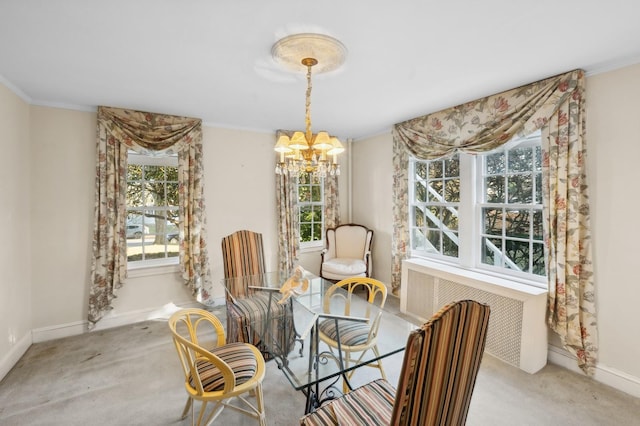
xmin=1 ymin=301 xmax=639 ymax=425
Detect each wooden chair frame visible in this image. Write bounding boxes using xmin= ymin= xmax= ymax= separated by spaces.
xmin=169 ymin=308 xmax=266 ymax=426
xmin=318 ymin=277 xmax=388 ymax=391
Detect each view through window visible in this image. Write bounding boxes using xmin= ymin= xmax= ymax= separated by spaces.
xmin=409 ymin=131 xmax=545 ymax=281
xmin=126 ymin=151 xmax=179 ymax=266
xmin=298 ymin=172 xmax=324 ymax=246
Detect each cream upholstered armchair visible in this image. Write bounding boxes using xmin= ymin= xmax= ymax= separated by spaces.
xmin=320 ymin=224 xmax=373 ymax=281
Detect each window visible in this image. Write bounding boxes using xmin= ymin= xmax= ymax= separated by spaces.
xmin=409 ymin=132 xmax=545 ymax=282
xmin=480 ymin=137 xmax=544 ymax=275
xmin=410 ymin=154 xmax=460 ymax=257
xmin=126 ymin=151 xmax=180 ymax=267
xmin=298 ymin=172 xmax=324 ymax=247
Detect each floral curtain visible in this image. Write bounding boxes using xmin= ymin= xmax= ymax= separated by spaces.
xmin=89 ymin=106 xmax=212 ymax=327
xmin=392 ymin=70 xmax=597 ymax=374
xmin=391 ymin=134 xmax=410 ymax=297
xmin=542 ymin=84 xmax=597 ymax=374
xmin=324 ymin=174 xmax=340 ymax=229
xmin=275 ymin=130 xmax=300 ymax=276
xmin=276 ymin=171 xmax=300 ymax=276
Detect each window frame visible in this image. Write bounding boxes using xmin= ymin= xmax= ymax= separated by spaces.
xmin=409 ymin=132 xmax=546 ymax=287
xmin=126 ymin=151 xmax=180 ymax=269
xmin=476 ymin=134 xmax=545 ymax=279
xmin=297 ymin=172 xmax=325 ymax=250
xmin=408 ymin=154 xmax=461 ymax=262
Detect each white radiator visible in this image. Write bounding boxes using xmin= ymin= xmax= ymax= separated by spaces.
xmin=400 ymin=258 xmax=548 ymax=374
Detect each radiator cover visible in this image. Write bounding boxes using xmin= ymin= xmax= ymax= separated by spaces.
xmin=401 ymin=259 xmax=548 ymax=373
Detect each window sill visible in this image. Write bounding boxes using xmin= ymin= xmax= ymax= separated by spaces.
xmin=405 ymin=257 xmax=547 ymax=295
xmin=299 ymin=244 xmax=324 ymax=254
xmin=127 ymin=262 xmax=180 ymax=279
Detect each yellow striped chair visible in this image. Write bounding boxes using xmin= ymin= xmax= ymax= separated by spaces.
xmin=168 ymin=308 xmax=266 ymax=425
xmin=318 ymin=277 xmax=388 ymax=393
xmin=300 ymin=299 xmax=491 ymax=426
xmin=222 ymin=230 xmax=294 ymax=360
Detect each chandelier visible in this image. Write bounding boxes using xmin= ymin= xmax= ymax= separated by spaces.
xmin=272 ymin=34 xmax=347 ymax=177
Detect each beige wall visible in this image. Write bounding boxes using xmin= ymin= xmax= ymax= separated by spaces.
xmin=29 ymin=107 xmax=96 ymax=328
xmin=351 ymin=64 xmax=640 ymax=389
xmin=352 ymin=133 xmax=394 ymax=286
xmin=202 ymin=126 xmax=280 ymax=286
xmin=0 ymin=83 xmax=31 ymax=375
xmin=586 ymin=63 xmax=640 ymax=379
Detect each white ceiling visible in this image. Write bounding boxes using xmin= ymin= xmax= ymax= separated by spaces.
xmin=1 ymin=0 xmax=639 ymax=140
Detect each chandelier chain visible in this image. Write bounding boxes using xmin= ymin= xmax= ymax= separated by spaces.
xmin=305 ymin=62 xmax=313 ymax=142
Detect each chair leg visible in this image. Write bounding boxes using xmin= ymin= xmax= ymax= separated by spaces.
xmin=181 ymin=397 xmax=192 ymax=420
xmin=372 ymin=345 xmax=387 ymax=381
xmin=200 ymin=400 xmax=225 ymax=426
xmin=341 ymin=346 xmax=387 ymax=394
xmin=255 ymin=384 xmax=266 ymax=426
xmin=196 ymin=400 xmax=208 ymax=426
xmin=342 ymin=351 xmax=351 ymax=394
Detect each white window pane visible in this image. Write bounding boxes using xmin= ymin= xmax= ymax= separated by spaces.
xmin=126 ymin=152 xmax=179 ymax=266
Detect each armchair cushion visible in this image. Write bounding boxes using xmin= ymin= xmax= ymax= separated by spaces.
xmin=300 ymin=378 xmax=395 ymax=426
xmin=190 ymin=342 xmax=259 ymax=392
xmin=321 ymin=258 xmax=367 ymax=278
xmin=318 ymin=319 xmax=370 ymax=347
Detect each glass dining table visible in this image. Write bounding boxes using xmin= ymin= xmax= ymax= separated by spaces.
xmin=222 ymin=272 xmax=417 ymax=414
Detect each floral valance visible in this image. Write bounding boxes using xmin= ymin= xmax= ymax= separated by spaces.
xmin=394 ymin=69 xmax=583 ymax=159
xmin=98 ymin=106 xmax=201 ymax=154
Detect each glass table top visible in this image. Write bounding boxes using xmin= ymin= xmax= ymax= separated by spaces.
xmin=222 ymin=272 xmax=417 ymax=392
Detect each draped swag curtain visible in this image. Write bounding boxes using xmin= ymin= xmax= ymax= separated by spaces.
xmin=275 ymin=130 xmax=341 ymax=276
xmin=89 ymin=106 xmax=212 ymax=327
xmin=276 ymin=172 xmax=299 ymax=276
xmin=392 ymin=70 xmax=597 ymax=374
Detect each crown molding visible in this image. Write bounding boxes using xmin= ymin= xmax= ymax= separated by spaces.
xmin=0 ymin=73 xmax=32 ymax=104
xmin=30 ymin=99 xmax=97 ymax=113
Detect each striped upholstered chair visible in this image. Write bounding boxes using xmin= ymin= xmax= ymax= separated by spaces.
xmin=300 ymin=299 xmax=491 ymax=426
xmin=221 ymin=230 xmax=294 ymax=360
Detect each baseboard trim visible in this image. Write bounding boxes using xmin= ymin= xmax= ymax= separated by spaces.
xmin=0 ymin=332 xmax=32 ymax=381
xmin=31 ymin=299 xmax=220 ymax=343
xmin=548 ymin=345 xmax=640 ymax=398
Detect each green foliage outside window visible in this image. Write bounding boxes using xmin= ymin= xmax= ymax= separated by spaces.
xmin=482 ymin=143 xmax=544 ymax=275
xmin=298 ymin=172 xmax=323 ymax=243
xmin=126 ymin=159 xmax=179 ymax=263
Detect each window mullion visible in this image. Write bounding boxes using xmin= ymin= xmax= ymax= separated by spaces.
xmin=458 ymin=153 xmax=476 ymax=268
